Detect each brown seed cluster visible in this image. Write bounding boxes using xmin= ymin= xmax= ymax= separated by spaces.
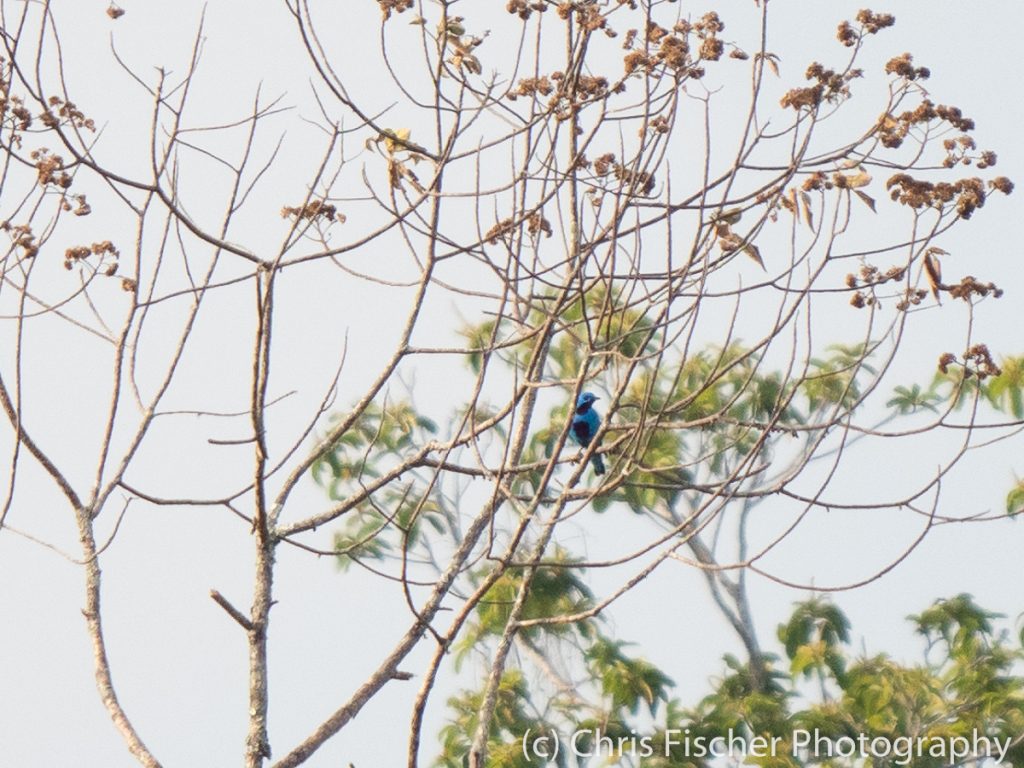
xmin=40 ymin=97 xmax=96 ymax=132
xmin=540 ymin=71 xmax=619 ymax=120
xmin=877 ymin=100 xmax=975 ymax=150
xmin=31 ymin=149 xmax=72 ymax=188
xmin=506 ymin=0 xmax=547 ymax=19
xmin=699 ymin=36 xmax=724 ymax=62
xmin=781 ymin=62 xmax=862 ymax=112
xmin=989 ymin=176 xmax=1014 ymax=194
xmin=894 ymin=287 xmax=929 ymax=311
xmin=613 ymin=163 xmax=655 ymax=196
xmin=71 ymin=194 xmax=91 ymax=216
xmin=3 ymin=222 xmax=38 ymax=259
xmin=280 ymin=199 xmax=344 ymax=223
xmin=515 ymin=70 xmax=622 ymax=117
xmin=624 ymin=22 xmax=686 ymax=75
xmin=847 ymin=263 xmax=908 ymax=309
xmin=526 ymin=211 xmax=552 ymax=239
xmin=884 ymin=52 xmax=929 ymax=81
xmin=485 ymin=218 xmax=515 ymax=245
xmin=946 ymin=276 xmax=1003 ymax=302
xmin=376 ymin=0 xmax=412 ymax=20
xmin=941 ymin=137 xmax=996 ymax=169
xmin=962 ymin=344 xmax=1002 ymax=380
xmin=557 ymin=1 xmax=608 ymax=34
xmin=837 ymin=9 xmax=895 ymax=46
xmin=886 ymin=174 xmax=993 ymax=219
xmin=510 ymin=76 xmax=554 ymax=100
xmin=593 ymin=152 xmax=616 ymax=176
xmin=576 ymin=75 xmax=611 ymax=99
xmin=0 ymin=85 xmax=33 ymax=133
xmin=647 ymin=115 xmax=670 ymax=135
xmin=798 ymin=166 xmax=871 ymax=193
xmin=847 ymin=263 xmax=906 ymax=288
xmin=64 ymin=240 xmax=119 ymax=271
xmin=623 ymin=13 xmax=724 ymax=78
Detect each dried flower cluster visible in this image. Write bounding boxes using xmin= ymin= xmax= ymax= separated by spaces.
xmin=613 ymin=163 xmax=655 ymax=196
xmin=937 ymin=352 xmax=957 ymax=374
xmin=556 ymin=150 xmax=653 ymax=194
xmin=487 ymin=211 xmax=555 ymax=244
xmin=485 ymin=218 xmax=515 ymax=245
xmin=40 ymin=96 xmax=96 ymax=132
xmin=526 ymin=211 xmax=552 ymax=239
xmin=961 ymin=344 xmax=1002 ymax=380
xmin=941 ymin=137 xmax=996 ymax=170
xmin=557 ymin=1 xmax=609 ymax=34
xmin=623 ymin=13 xmax=725 ymax=78
xmin=63 ymin=194 xmax=92 ymax=217
xmin=647 ymin=115 xmax=670 ymax=135
xmin=64 ymin=240 xmax=119 ymax=271
xmin=989 ymin=176 xmax=1014 ymax=194
xmin=31 ymin=149 xmax=72 ymax=188
xmin=885 ymin=174 xmax=1011 ymax=219
xmin=1 ymin=88 xmax=33 ymax=134
xmin=946 ymin=275 xmax=1003 ymax=302
xmin=781 ymin=62 xmax=862 ymax=112
xmin=376 ymin=0 xmax=412 ymax=21
xmin=593 ymin=152 xmax=616 ymax=176
xmin=801 ymin=168 xmax=872 ymax=192
xmin=513 ymin=70 xmax=620 ymax=118
xmin=509 ymin=76 xmax=554 ymax=100
xmin=565 ymin=75 xmax=619 ymax=119
xmin=846 ymin=263 xmax=906 ymax=288
xmin=884 ymin=52 xmax=929 ymax=81
xmin=506 ymin=1 xmax=547 ymax=20
xmin=280 ymin=200 xmax=345 ymax=223
xmin=847 ymin=263 xmax=908 ymax=309
xmin=837 ymin=9 xmax=895 ymax=47
xmin=894 ymin=287 xmax=929 ymax=311
xmin=877 ymin=100 xmax=975 ymax=150
xmin=3 ymin=222 xmax=38 ymax=259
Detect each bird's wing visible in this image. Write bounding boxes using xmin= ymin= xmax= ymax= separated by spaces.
xmin=571 ymin=417 xmax=592 ymax=445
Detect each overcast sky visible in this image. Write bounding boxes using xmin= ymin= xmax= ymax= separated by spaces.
xmin=1 ymin=2 xmax=1022 ymax=767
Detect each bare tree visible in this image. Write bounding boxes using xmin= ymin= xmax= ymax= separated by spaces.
xmin=0 ymin=2 xmax=1018 ymax=767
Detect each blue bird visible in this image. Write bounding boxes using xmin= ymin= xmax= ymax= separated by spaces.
xmin=570 ymin=391 xmax=605 ymax=475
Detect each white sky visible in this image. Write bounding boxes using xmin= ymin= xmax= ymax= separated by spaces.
xmin=1 ymin=2 xmax=1022 ymax=766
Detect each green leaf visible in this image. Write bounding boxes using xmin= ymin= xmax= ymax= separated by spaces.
xmin=1006 ymin=480 xmax=1024 ymax=516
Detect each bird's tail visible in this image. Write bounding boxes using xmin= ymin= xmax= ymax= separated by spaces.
xmin=592 ymin=453 xmax=606 ymax=476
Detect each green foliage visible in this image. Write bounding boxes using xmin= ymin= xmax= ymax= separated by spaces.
xmin=439 ymin=670 xmax=562 ymax=768
xmin=311 ymin=401 xmax=445 ymax=569
xmin=312 ymin=401 xmax=437 ymax=496
xmin=585 ymin=637 xmax=674 ymax=716
xmin=460 ymin=319 xmax=499 ymax=374
xmin=1007 ymin=478 xmax=1024 ymax=517
xmin=439 ymin=594 xmax=1024 ymax=767
xmin=544 ymin=286 xmax=657 ymax=381
xmin=930 ymin=355 xmax=1024 ymax=416
xmin=987 ymin=356 xmax=1024 ymax=419
xmin=321 ymin=295 xmax=1024 ymax=765
xmin=452 ymin=551 xmax=595 ymax=670
xmin=886 ymin=383 xmax=940 ymax=414
xmin=778 ymin=598 xmax=850 ymax=684
xmin=801 ymin=343 xmax=875 ymax=413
